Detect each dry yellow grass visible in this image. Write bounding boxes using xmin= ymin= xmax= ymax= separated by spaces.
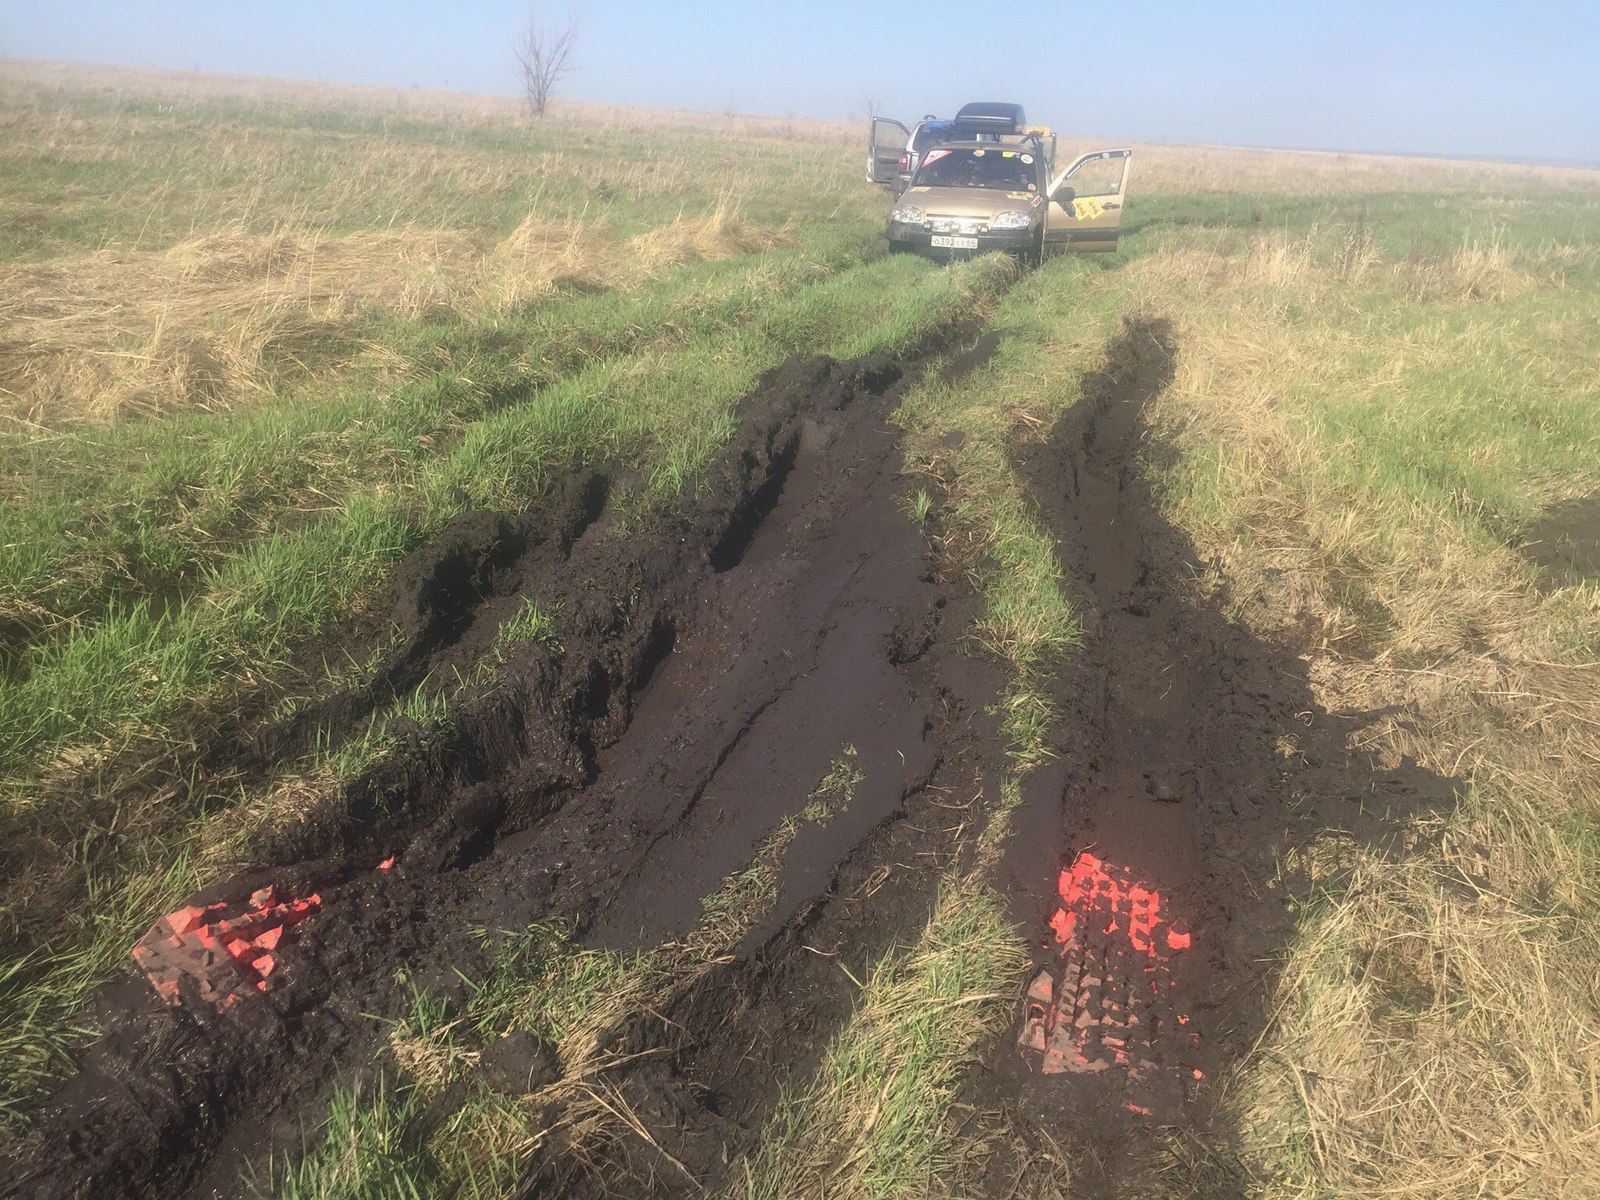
xmin=1232 ymin=654 xmax=1600 ymax=1197
xmin=1132 ymin=231 xmax=1594 ymax=658
xmin=0 ymin=58 xmax=838 ymax=426
xmin=0 ymin=207 xmax=785 ymax=426
xmin=1052 ymin=136 xmax=1600 ymax=196
xmin=0 ymin=90 xmax=824 ymax=246
xmin=4 ymin=58 xmax=1595 ymax=430
xmin=1130 ymin=231 xmax=1600 ymax=1197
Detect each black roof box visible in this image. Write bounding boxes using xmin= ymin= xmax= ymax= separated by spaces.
xmin=952 ymin=101 xmax=1026 ymax=136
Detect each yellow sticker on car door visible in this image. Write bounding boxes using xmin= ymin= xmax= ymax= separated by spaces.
xmin=1071 ymin=197 xmax=1104 ymax=220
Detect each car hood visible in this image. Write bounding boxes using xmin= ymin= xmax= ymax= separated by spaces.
xmin=900 ymin=186 xmax=1043 ymax=219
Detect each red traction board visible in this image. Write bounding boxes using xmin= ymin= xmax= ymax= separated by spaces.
xmin=131 ymin=886 xmax=320 ymax=1011
xmin=1019 ymin=851 xmax=1199 ymax=1090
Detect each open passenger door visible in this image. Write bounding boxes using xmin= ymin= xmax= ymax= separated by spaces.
xmin=867 ymin=117 xmax=910 ymax=187
xmin=1044 ymin=149 xmax=1132 ymax=253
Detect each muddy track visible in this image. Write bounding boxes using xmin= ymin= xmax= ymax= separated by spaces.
xmin=9 ymin=311 xmax=1469 ymax=1199
xmin=6 ymin=330 xmax=1015 ymax=1198
xmin=517 ymin=353 xmax=1011 ymax=1196
xmin=973 ymin=319 xmax=1460 ymax=1197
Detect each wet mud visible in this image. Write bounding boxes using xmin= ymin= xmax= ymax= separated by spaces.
xmin=7 ymin=314 xmax=1465 ymax=1200
xmin=1521 ymin=495 xmax=1600 ymax=590
xmin=976 ymin=318 xmax=1459 ymax=1197
xmin=6 ymin=336 xmax=1012 ymax=1198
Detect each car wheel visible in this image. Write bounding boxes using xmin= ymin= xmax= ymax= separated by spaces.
xmin=1013 ymin=230 xmax=1044 ymax=269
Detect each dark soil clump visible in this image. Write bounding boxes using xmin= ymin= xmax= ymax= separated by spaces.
xmin=1521 ymin=495 xmax=1600 ymax=590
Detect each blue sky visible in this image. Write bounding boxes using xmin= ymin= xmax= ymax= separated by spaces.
xmin=3 ymin=2 xmax=1597 ymax=162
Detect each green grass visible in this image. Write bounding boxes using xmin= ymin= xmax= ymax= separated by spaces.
xmin=741 ymin=886 xmax=1025 ymax=1199
xmin=0 ymin=844 xmax=202 ymax=1128
xmin=894 ymin=252 xmax=1134 ymax=762
xmin=493 ymin=599 xmax=562 ymax=655
xmin=260 ymin=193 xmax=1600 ymax=1197
xmin=7 ymin=66 xmax=1600 ymax=1199
xmin=1144 ymin=215 xmax=1600 ymax=660
xmin=767 ymin=189 xmax=1600 ymax=1195
xmin=264 ymin=1075 xmax=436 ymax=1200
xmin=463 ymin=925 xmax=644 ymax=1047
xmin=699 ymin=743 xmax=858 ymax=947
xmin=0 ymin=233 xmax=873 ymax=677
xmin=1127 ymin=205 xmax=1600 ymax=1196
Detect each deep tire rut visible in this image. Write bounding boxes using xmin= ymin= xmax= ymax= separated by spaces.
xmin=7 ymin=330 xmax=1013 ymax=1199
xmin=976 ymin=318 xmax=1459 ymax=1198
xmin=7 ymin=308 xmax=1462 ymax=1200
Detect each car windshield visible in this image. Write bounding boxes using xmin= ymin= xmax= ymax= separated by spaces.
xmin=913 ymin=147 xmax=1038 ymax=192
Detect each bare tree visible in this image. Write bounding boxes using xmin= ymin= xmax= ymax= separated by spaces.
xmin=861 ymin=91 xmax=888 ymax=122
xmin=515 ymin=5 xmax=583 ymax=118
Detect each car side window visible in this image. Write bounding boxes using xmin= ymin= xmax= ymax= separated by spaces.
xmin=1064 ymin=155 xmax=1123 ymax=196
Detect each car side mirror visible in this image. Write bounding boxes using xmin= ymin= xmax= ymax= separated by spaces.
xmin=1054 ymin=185 xmax=1075 ymax=205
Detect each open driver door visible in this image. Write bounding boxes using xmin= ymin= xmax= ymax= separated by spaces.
xmin=867 ymin=117 xmax=910 ymax=187
xmin=1044 ymin=149 xmax=1132 ymax=253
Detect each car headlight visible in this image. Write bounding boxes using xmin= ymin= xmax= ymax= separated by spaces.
xmin=989 ymin=210 xmax=1033 ymax=230
xmin=890 ymin=205 xmax=925 ymax=225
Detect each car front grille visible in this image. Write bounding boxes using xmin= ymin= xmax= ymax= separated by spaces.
xmin=928 ymin=216 xmax=988 ymax=235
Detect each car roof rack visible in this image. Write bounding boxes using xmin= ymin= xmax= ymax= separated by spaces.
xmin=951 ymin=101 xmax=1027 ymax=138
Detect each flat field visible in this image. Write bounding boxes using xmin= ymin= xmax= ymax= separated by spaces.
xmin=2 ymin=58 xmax=1598 ymax=1199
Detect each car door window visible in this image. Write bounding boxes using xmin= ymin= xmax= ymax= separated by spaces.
xmin=1062 ymin=155 xmax=1124 ymax=196
xmin=1044 ymin=149 xmax=1132 ymax=253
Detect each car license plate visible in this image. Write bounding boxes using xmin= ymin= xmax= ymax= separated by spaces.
xmin=931 ymin=235 xmax=979 ymax=249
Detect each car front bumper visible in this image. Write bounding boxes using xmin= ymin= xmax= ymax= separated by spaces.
xmin=885 ymin=222 xmax=1036 ymax=258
